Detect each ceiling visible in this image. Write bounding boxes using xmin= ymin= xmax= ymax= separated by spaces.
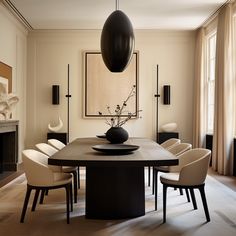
xmin=4 ymin=0 xmax=228 ymax=30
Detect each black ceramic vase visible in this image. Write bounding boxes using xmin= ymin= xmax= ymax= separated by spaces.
xmin=106 ymin=127 xmax=129 ymax=144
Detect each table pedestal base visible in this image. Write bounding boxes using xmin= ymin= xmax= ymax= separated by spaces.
xmin=86 ymin=166 xmax=145 ymax=219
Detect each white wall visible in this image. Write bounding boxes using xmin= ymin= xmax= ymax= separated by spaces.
xmin=26 ymin=29 xmax=195 ymax=147
xmin=0 ymin=4 xmax=28 ymax=162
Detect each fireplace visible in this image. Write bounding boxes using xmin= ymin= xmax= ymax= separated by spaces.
xmin=0 ymin=120 xmax=19 ymax=173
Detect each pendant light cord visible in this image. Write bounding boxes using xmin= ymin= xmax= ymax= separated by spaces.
xmin=116 ymin=0 xmax=119 ymax=10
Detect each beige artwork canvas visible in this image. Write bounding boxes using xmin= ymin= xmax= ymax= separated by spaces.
xmin=84 ymin=51 xmax=139 ymax=117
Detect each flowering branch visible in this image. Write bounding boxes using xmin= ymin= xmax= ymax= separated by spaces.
xmin=98 ymin=85 xmax=142 ymax=127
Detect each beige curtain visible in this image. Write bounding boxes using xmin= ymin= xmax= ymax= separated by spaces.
xmin=193 ymin=28 xmax=206 ymax=148
xmin=212 ymin=4 xmax=235 ymax=175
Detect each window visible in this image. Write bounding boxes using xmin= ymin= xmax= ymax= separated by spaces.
xmin=206 ymin=33 xmax=216 ymax=133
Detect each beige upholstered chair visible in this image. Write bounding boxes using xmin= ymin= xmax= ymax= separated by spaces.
xmin=153 ymin=143 xmax=192 ymax=210
xmin=160 ymin=148 xmax=211 ymax=223
xmin=148 ymin=138 xmax=181 ymax=188
xmin=20 ymin=149 xmax=73 ymax=224
xmin=35 ymin=143 xmax=78 ymax=203
xmin=168 ymin=143 xmax=192 ymax=156
xmin=48 ymin=139 xmax=81 ymax=189
xmin=36 ymin=143 xmax=58 ymax=156
xmin=160 ymin=138 xmax=181 ymax=150
xmin=48 ymin=139 xmax=66 ymax=150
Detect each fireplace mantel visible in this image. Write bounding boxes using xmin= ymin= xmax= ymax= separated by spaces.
xmin=0 ymin=120 xmax=19 ymax=173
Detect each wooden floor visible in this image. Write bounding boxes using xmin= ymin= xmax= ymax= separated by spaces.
xmin=1 ymin=167 xmax=235 ymax=236
xmin=208 ymin=167 xmax=236 ymax=191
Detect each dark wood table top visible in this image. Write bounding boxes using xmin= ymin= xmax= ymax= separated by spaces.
xmin=48 ymin=137 xmax=178 ymax=167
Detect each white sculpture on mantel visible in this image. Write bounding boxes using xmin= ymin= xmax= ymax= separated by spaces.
xmin=0 ymin=82 xmax=19 ymax=120
xmin=48 ymin=116 xmax=63 ymax=133
xmin=161 ymin=122 xmax=177 ymax=132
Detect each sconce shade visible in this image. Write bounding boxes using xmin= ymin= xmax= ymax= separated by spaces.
xmin=101 ymin=10 xmax=135 ymax=72
xmin=163 ymin=85 xmax=170 ymax=105
xmin=52 ymin=85 xmax=60 ymax=105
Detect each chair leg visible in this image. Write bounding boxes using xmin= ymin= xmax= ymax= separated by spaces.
xmin=20 ymin=185 xmax=32 ymax=223
xmin=179 ymin=188 xmax=183 ymax=195
xmin=152 ymin=168 xmax=156 ymax=195
xmin=31 ymin=189 xmax=40 ymax=211
xmin=148 ymin=166 xmax=151 ymax=186
xmin=72 ymin=171 xmax=78 ymax=203
xmin=65 ymin=185 xmax=70 ymax=224
xmin=199 ymin=186 xmax=210 ymax=222
xmin=39 ymin=189 xmax=45 ymax=204
xmin=185 ymin=188 xmax=190 ymax=202
xmin=189 ymin=188 xmax=197 ymax=210
xmin=70 ymin=183 xmax=73 ymax=212
xmin=77 ymin=166 xmax=80 ymax=189
xmin=155 ymin=169 xmax=158 ymax=210
xmin=45 ymin=189 xmax=49 ymax=195
xmin=163 ymin=184 xmax=168 ymax=223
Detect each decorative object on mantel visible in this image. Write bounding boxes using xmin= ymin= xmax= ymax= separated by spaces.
xmin=161 ymin=122 xmax=177 ymax=132
xmin=0 ymin=83 xmax=19 ymax=120
xmin=48 ymin=116 xmax=63 ymax=133
xmin=101 ymin=0 xmax=135 ymax=72
xmin=98 ymin=85 xmax=142 ymax=144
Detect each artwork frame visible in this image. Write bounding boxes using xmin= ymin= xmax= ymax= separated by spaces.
xmin=0 ymin=61 xmax=12 ymax=93
xmin=84 ymin=51 xmax=139 ymax=118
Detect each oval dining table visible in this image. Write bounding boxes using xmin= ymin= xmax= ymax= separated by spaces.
xmin=48 ymin=137 xmax=178 ymax=219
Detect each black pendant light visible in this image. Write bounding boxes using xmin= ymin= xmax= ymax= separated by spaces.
xmin=101 ymin=0 xmax=135 ymax=72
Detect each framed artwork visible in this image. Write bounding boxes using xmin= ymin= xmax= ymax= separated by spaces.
xmin=0 ymin=61 xmax=12 ymax=94
xmin=84 ymin=51 xmax=139 ymax=117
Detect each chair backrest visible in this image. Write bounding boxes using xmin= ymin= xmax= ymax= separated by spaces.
xmin=35 ymin=143 xmax=61 ymax=172
xmin=170 ymin=148 xmax=211 ymax=185
xmin=36 ymin=143 xmax=58 ymax=156
xmin=179 ymin=149 xmax=211 ymax=185
xmin=160 ymin=138 xmax=180 ymax=150
xmin=48 ymin=139 xmax=66 ymax=150
xmin=22 ymin=149 xmax=55 ymax=186
xmin=168 ymin=143 xmax=192 ymax=157
xmin=169 ymin=148 xmax=211 ymax=172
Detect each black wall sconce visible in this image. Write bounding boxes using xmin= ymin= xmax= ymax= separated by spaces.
xmin=52 ymin=85 xmax=60 ymax=105
xmin=163 ymin=85 xmax=170 ymax=105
